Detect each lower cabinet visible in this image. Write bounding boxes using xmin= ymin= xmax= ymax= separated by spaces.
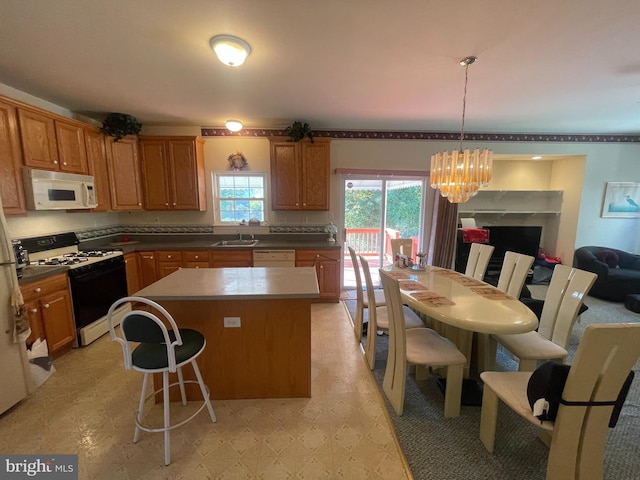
xmin=156 ymin=251 xmax=183 ymax=279
xmin=138 ymin=251 xmax=158 ymax=289
xmin=124 ymin=252 xmax=141 ymax=295
xmin=210 ymin=250 xmax=252 ymax=267
xmin=296 ymin=249 xmax=341 ymax=303
xmin=22 ymin=273 xmax=75 ymax=357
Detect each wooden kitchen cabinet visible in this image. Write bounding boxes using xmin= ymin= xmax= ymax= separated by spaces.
xmin=210 ymin=249 xmax=253 ymax=267
xmin=156 ymin=251 xmax=183 ymax=278
xmin=105 ymin=136 xmax=143 ymax=210
xmin=0 ymin=98 xmax=26 ymax=215
xmin=85 ymin=128 xmax=113 ymax=211
xmin=138 ymin=136 xmax=206 ymax=211
xmin=17 ymin=107 xmax=89 ymax=174
xmin=183 ymin=251 xmax=210 ymax=268
xmin=138 ymin=251 xmax=158 ymax=288
xmin=22 ymin=273 xmax=75 ymax=357
xmin=296 ymin=249 xmax=340 ymax=302
xmin=124 ymin=252 xmax=141 ymax=295
xmin=270 ymin=137 xmax=331 ymax=210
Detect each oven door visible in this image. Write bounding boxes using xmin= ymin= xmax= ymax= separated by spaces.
xmin=68 ymin=257 xmax=127 ymax=334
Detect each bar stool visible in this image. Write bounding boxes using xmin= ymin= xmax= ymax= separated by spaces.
xmin=107 ymin=296 xmax=216 ymax=465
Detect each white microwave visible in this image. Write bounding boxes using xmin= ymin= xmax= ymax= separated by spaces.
xmin=22 ymin=168 xmax=98 ymax=210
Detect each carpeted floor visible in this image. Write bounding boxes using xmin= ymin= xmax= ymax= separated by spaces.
xmin=343 ymin=287 xmax=640 ymax=480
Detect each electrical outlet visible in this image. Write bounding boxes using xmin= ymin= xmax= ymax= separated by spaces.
xmin=223 ymin=317 xmax=241 ymax=328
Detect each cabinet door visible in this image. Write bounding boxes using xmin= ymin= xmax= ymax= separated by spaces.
xmin=124 ymin=253 xmax=141 ymax=295
xmin=138 ymin=252 xmax=158 ymax=288
xmin=85 ymin=129 xmax=112 ymax=211
xmin=0 ymin=99 xmax=26 ymax=215
xmin=18 ymin=108 xmax=59 ymax=170
xmin=55 ymin=120 xmax=88 ymax=174
xmin=210 ymin=250 xmax=252 ymax=267
xmin=300 ymin=139 xmax=330 ymax=210
xmin=317 ymin=259 xmax=340 ymax=301
xmin=24 ymin=299 xmax=44 ymax=346
xmin=270 ymin=142 xmax=300 ymax=210
xmin=157 ymin=263 xmax=181 ymax=278
xmin=139 ymin=139 xmax=171 ymax=209
xmin=105 ymin=136 xmax=143 ymax=210
xmin=169 ymin=139 xmax=205 ymax=210
xmin=40 ymin=289 xmax=75 ymax=355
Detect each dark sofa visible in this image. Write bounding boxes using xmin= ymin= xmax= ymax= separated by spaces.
xmin=573 ymin=246 xmax=640 ymax=301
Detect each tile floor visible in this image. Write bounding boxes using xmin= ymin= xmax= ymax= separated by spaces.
xmin=0 ymin=303 xmax=410 ymax=479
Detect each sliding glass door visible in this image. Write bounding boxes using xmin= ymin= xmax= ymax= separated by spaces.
xmin=342 ymin=176 xmax=425 ymax=289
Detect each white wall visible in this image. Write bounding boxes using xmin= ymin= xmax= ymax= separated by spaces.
xmin=4 ymin=84 xmax=639 ymax=255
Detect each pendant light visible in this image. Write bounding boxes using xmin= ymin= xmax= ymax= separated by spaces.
xmin=430 ymin=56 xmax=493 ymax=203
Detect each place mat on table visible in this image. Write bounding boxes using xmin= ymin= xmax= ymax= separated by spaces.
xmin=410 ymin=290 xmax=455 ymax=307
xmin=470 ymin=286 xmax=514 ymax=300
xmin=453 ymin=277 xmax=485 ymax=286
xmin=398 ymin=280 xmax=429 ymax=291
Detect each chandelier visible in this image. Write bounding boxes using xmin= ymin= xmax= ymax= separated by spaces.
xmin=430 ymin=56 xmax=493 ymax=203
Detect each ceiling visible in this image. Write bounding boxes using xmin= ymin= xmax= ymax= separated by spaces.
xmin=1 ymin=0 xmax=639 ymax=135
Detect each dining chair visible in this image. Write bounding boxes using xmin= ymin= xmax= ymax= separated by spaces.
xmin=107 ymin=296 xmax=217 ymax=465
xmin=360 ymin=256 xmax=423 ymax=370
xmin=465 ymin=243 xmax=495 ymax=280
xmin=379 ymin=269 xmax=466 ymax=417
xmin=496 ymin=251 xmax=535 ymax=297
xmin=390 ymin=238 xmax=414 ymax=263
xmin=477 ymin=251 xmax=536 ymax=371
xmin=490 ymin=264 xmax=597 ymax=371
xmin=479 ymin=323 xmax=640 ymax=480
xmin=348 ymin=246 xmax=386 ymax=341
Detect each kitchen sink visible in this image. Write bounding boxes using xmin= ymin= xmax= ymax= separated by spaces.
xmin=211 ymin=239 xmax=259 ymax=247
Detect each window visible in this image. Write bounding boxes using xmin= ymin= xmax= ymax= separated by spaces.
xmin=213 ymin=172 xmax=266 ymax=224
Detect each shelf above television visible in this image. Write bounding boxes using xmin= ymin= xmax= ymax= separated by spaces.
xmin=458 ymin=190 xmax=563 ymax=217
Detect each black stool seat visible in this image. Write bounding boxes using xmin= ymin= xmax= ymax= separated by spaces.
xmin=132 ymin=329 xmax=205 ymax=370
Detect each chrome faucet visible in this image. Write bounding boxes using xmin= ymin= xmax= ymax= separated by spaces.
xmin=237 ymin=231 xmax=243 ymax=240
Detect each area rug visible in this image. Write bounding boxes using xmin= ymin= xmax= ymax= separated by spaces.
xmin=343 ymin=293 xmax=640 ymax=480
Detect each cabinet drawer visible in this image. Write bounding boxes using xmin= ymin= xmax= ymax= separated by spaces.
xmin=183 ymin=251 xmax=210 ymax=262
xmin=296 ymin=249 xmax=340 ymax=263
xmin=21 ymin=273 xmax=68 ymax=300
xmin=156 ymin=251 xmax=183 ymax=262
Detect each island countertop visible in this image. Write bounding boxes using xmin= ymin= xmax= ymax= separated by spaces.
xmin=134 ymin=266 xmax=320 ymax=301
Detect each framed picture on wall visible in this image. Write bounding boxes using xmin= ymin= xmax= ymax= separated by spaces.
xmin=601 ymin=182 xmax=640 ymax=218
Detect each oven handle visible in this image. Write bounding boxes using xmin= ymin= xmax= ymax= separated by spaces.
xmin=68 ymin=261 xmax=125 ymax=281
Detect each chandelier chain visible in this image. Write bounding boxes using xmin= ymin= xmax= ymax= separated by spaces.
xmin=459 ymin=63 xmax=469 ymax=151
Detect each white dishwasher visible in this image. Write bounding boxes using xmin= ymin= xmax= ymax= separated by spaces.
xmin=253 ymin=250 xmax=296 ymax=267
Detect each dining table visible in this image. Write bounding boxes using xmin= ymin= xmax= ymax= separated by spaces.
xmin=381 ymin=264 xmax=538 ymax=404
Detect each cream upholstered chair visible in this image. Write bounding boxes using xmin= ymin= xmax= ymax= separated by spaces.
xmin=348 ymin=246 xmax=386 ymax=341
xmin=480 ymin=323 xmax=640 ymax=480
xmin=379 ymin=269 xmax=466 ymax=417
xmin=465 ymin=243 xmax=495 ymax=280
xmin=477 ymin=251 xmax=536 ymax=371
xmin=360 ymin=255 xmax=423 ymax=370
xmin=107 ymin=297 xmax=217 ymax=465
xmin=490 ymin=264 xmax=597 ymax=371
xmin=390 ymin=238 xmax=414 ymax=263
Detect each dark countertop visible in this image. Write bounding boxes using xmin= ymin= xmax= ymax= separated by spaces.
xmin=83 ymin=234 xmax=342 ymax=254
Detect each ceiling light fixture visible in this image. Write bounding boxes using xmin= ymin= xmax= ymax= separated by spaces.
xmin=430 ymin=56 xmax=493 ymax=203
xmin=210 ymin=35 xmax=251 ymax=67
xmin=225 ymin=120 xmax=243 ymax=132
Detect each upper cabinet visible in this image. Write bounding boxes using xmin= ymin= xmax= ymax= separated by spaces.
xmin=270 ymin=138 xmax=331 ymax=210
xmin=85 ymin=127 xmax=113 ymax=211
xmin=138 ymin=136 xmax=206 ymax=211
xmin=0 ymin=99 xmax=26 ymax=215
xmin=105 ymin=136 xmax=143 ymax=210
xmin=17 ymin=107 xmax=88 ymax=174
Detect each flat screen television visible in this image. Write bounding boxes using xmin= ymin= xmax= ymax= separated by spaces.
xmin=486 ymin=225 xmax=542 ymax=269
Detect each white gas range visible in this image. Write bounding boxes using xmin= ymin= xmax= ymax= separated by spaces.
xmin=20 ymin=232 xmax=130 ymax=346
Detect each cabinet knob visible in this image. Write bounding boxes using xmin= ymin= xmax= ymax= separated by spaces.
xmin=31 ymin=308 xmax=38 ymax=313
xmin=195 ymin=266 xmax=199 ymax=268
xmin=165 ymin=202 xmax=169 ymax=206
xmin=303 ymin=203 xmax=306 ymax=206
xmin=53 ymin=160 xmax=58 ymax=164
xmin=194 ymin=255 xmax=199 ymax=259
xmin=172 ymin=202 xmax=176 ymax=206
xmin=44 ymin=304 xmax=50 ymax=309
xmin=138 ymin=203 xmax=142 ymax=206
xmin=34 ymin=287 xmax=41 ymax=293
xmin=320 ymin=265 xmax=324 ymax=269
xmin=167 ymin=255 xmax=172 ymax=259
xmin=63 ymin=161 xmax=67 ymax=165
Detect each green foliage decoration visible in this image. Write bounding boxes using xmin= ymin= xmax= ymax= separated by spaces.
xmin=101 ymin=113 xmax=142 ymax=141
xmin=285 ymin=121 xmax=314 ymax=143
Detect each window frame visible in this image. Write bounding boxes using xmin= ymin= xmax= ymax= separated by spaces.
xmin=212 ymin=171 xmax=269 ymax=225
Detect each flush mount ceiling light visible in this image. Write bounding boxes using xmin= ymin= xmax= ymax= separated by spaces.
xmin=210 ymin=35 xmax=251 ymax=67
xmin=430 ymin=56 xmax=493 ymax=204
xmin=225 ymin=120 xmax=243 ymax=132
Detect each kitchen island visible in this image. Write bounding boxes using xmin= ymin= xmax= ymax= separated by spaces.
xmin=134 ymin=266 xmax=319 ymax=400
